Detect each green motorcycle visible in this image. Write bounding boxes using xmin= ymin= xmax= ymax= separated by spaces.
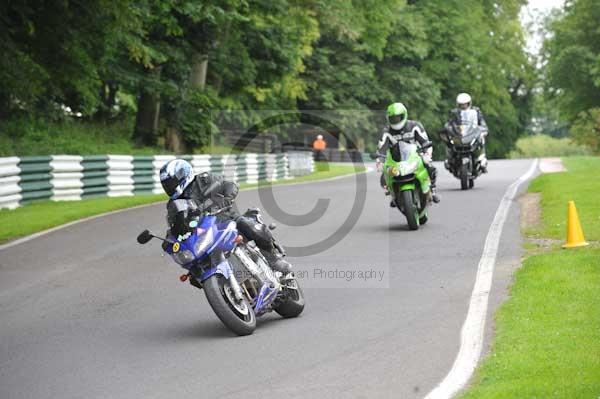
xmin=375 ymin=141 xmax=432 ymax=230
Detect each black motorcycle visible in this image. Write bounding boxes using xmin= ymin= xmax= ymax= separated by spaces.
xmin=441 ymin=123 xmax=487 ymax=190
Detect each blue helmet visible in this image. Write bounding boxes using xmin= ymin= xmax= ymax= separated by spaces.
xmin=159 ymin=159 xmax=194 ymax=199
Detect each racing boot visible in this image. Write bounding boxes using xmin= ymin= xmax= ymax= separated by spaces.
xmin=480 ymin=155 xmax=488 ymax=173
xmin=431 ymin=185 xmax=441 ymax=203
xmin=427 ymin=164 xmax=441 ymax=203
xmin=261 ymin=248 xmax=292 ymax=275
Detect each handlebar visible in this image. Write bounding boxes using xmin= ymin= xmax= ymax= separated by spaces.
xmin=207 ymin=205 xmax=232 ymax=216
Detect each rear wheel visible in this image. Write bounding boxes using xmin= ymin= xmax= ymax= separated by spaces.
xmin=460 ymin=163 xmax=469 ymax=190
xmin=401 ymin=190 xmax=419 ymax=230
xmin=469 ymin=178 xmax=474 ymax=189
xmin=203 ymin=275 xmax=256 ymax=336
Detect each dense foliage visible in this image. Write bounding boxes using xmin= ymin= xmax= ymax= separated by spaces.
xmin=543 ymin=0 xmax=600 ymax=153
xmin=1 ymin=0 xmax=534 ymax=157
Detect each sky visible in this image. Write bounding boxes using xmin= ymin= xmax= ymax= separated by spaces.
xmin=520 ymin=0 xmax=565 ymax=55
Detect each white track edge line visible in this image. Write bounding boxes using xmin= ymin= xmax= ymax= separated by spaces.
xmin=424 ymin=158 xmax=539 ymax=399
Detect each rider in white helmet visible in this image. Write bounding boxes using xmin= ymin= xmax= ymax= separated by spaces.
xmin=444 ymin=93 xmax=489 ymax=172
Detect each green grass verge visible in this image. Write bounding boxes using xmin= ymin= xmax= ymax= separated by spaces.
xmin=461 ymin=156 xmax=600 ymax=399
xmin=528 ymin=156 xmax=600 ymax=240
xmin=462 ymin=248 xmax=600 ymax=398
xmin=0 ymin=194 xmax=167 ymax=243
xmin=262 ymin=161 xmax=365 ymax=185
xmin=0 ymin=161 xmax=364 ymax=243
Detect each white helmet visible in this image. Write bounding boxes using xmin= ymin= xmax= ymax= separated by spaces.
xmin=456 ymin=93 xmax=472 ymax=109
xmin=317 ymin=134 xmax=323 ymax=140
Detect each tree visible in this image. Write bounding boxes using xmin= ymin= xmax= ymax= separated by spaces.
xmin=570 ymin=108 xmax=600 ymax=154
xmin=0 ymin=0 xmax=127 ymax=118
xmin=0 ymin=0 xmax=534 ymax=157
xmin=543 ymin=0 xmax=600 ymax=152
xmin=544 ymin=0 xmax=600 ymax=121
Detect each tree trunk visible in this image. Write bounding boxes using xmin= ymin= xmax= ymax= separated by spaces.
xmin=190 ymin=53 xmax=208 ymax=89
xmin=94 ymin=83 xmax=118 ymax=121
xmin=165 ymin=53 xmax=209 ymax=153
xmin=166 ymin=126 xmax=185 ymax=153
xmin=133 ymin=67 xmax=162 ymax=146
xmin=134 ymin=90 xmax=161 ymax=146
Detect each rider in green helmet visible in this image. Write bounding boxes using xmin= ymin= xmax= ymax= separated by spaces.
xmin=376 ymin=102 xmax=440 ymax=203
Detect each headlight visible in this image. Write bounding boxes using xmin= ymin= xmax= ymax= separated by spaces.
xmin=388 ymin=166 xmax=400 ymax=176
xmin=194 ymin=228 xmax=214 ymax=255
xmin=399 ymin=160 xmax=418 ymax=175
xmin=173 ymin=250 xmax=194 ymax=265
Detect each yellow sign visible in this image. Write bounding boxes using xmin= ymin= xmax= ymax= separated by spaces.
xmin=172 ymin=242 xmax=180 ymax=253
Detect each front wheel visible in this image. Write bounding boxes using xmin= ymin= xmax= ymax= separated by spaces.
xmin=460 ymin=163 xmax=469 ymax=190
xmin=401 ymin=190 xmax=419 ymax=230
xmin=273 ymin=278 xmax=305 ymax=318
xmin=203 ymin=275 xmax=256 ymax=336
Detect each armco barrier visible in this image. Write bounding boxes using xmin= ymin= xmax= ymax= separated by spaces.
xmin=287 ymin=151 xmax=315 ymax=176
xmin=0 ymin=152 xmax=311 ymax=209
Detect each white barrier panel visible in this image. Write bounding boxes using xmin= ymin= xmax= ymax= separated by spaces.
xmin=287 ymin=151 xmax=314 ymax=176
xmin=0 ymin=157 xmax=21 ymax=209
xmin=50 ymin=155 xmax=84 ymax=201
xmin=107 ymin=155 xmax=134 ymax=197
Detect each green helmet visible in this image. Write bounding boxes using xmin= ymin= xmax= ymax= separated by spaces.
xmin=387 ymin=102 xmax=408 ymax=130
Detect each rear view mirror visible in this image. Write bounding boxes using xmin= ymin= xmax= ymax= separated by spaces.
xmin=137 ymin=229 xmax=153 ymax=244
xmin=369 ymin=153 xmax=378 ymax=160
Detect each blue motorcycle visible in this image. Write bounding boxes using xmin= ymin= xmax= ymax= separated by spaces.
xmin=137 ymin=206 xmax=304 ymax=336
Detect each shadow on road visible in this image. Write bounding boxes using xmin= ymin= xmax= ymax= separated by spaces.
xmin=440 ymin=187 xmax=482 ymax=192
xmin=138 ymin=319 xmax=236 ymax=341
xmin=364 ymin=222 xmax=413 ymax=233
xmin=136 ymin=312 xmax=304 ymax=342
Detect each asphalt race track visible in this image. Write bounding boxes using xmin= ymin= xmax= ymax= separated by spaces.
xmin=0 ymin=159 xmax=535 ymax=399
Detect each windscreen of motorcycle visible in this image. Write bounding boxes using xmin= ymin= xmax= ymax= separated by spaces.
xmin=459 ymin=109 xmax=479 ymax=126
xmin=460 ymin=124 xmax=482 ymax=144
xmin=397 ymin=141 xmax=418 ymax=161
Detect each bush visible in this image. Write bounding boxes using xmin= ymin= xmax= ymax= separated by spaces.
xmin=508 ymin=134 xmax=591 ymax=159
xmin=571 ymin=108 xmax=600 ymax=154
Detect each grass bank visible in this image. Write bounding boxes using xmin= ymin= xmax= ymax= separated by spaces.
xmin=0 ymin=162 xmax=364 ymax=243
xmin=462 ymin=156 xmax=600 ymax=398
xmin=0 ymin=118 xmax=164 ymax=156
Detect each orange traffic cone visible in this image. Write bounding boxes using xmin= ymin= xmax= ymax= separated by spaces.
xmin=563 ymin=201 xmax=589 ymax=249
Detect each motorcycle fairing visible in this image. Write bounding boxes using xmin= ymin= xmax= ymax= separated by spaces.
xmin=165 ymin=215 xmax=238 ymax=269
xmin=383 ymin=142 xmax=431 ymax=193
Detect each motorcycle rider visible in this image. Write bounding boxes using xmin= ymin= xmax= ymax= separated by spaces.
xmin=443 ymin=92 xmax=489 ymax=172
xmin=377 ymin=102 xmax=440 ymax=204
xmin=159 ymin=159 xmax=292 ymax=274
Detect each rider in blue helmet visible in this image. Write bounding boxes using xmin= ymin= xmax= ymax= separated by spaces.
xmin=159 ymin=159 xmax=292 ymax=274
